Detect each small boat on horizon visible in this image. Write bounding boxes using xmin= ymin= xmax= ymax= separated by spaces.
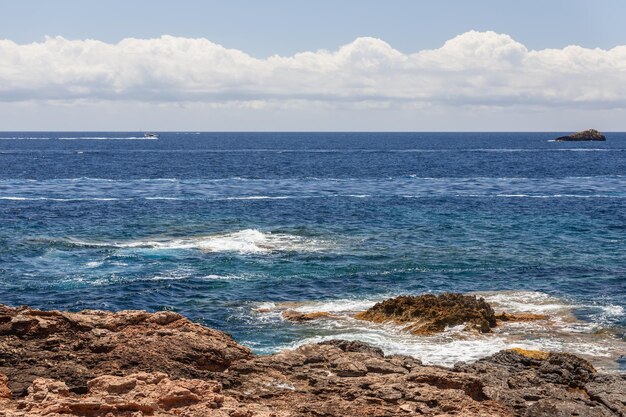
xmin=144 ymin=132 xmax=159 ymax=139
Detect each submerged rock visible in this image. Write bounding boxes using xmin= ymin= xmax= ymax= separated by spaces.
xmin=495 ymin=312 xmax=549 ymax=322
xmin=554 ymin=129 xmax=606 ymax=141
xmin=0 ymin=303 xmax=623 ymax=416
xmin=354 ymin=293 xmax=497 ymax=334
xmin=282 ymin=310 xmax=336 ymax=322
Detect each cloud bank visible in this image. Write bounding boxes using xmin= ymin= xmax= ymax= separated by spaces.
xmin=1 ymin=31 xmax=626 ymax=110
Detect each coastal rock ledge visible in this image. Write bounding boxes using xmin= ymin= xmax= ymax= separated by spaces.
xmin=554 ymin=129 xmax=606 ymax=141
xmin=0 ymin=304 xmax=624 ymax=416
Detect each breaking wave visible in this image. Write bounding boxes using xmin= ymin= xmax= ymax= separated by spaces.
xmin=52 ymin=229 xmax=332 ymax=254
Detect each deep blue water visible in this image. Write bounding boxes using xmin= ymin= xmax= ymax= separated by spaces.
xmin=0 ymin=132 xmax=624 ymax=357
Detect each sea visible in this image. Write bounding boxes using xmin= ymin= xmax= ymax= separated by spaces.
xmin=0 ymin=132 xmax=624 ymax=370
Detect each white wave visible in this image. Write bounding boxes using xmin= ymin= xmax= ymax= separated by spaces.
xmin=0 ymin=197 xmax=123 ymax=201
xmin=65 ymin=229 xmax=331 ymax=254
xmin=58 ymin=136 xmax=156 ymax=140
xmin=466 ymin=194 xmax=623 ymax=199
xmin=274 ymin=299 xmax=380 ymax=314
xmin=260 ymin=290 xmax=624 ymax=370
xmin=599 ymin=304 xmax=625 ymax=316
xmin=0 ymin=136 xmax=51 ymax=140
xmin=477 ymin=291 xmax=573 ymax=314
xmin=85 ymin=261 xmax=103 ymax=268
xmin=284 ymin=329 xmax=510 ymax=367
xmin=224 ymin=196 xmax=292 ymax=200
xmin=478 ymin=291 xmax=625 ymax=320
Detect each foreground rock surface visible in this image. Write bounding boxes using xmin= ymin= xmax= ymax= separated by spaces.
xmin=355 ymin=293 xmax=497 ymax=334
xmin=554 ymin=129 xmax=606 ymax=141
xmin=0 ymin=304 xmax=251 ymax=396
xmin=0 ymin=304 xmax=624 ymax=416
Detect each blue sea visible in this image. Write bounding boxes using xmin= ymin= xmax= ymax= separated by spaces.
xmin=0 ymin=132 xmax=624 ymax=368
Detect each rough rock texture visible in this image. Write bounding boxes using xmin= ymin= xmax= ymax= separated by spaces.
xmin=355 ymin=293 xmax=497 ymax=334
xmin=554 ymin=129 xmax=606 ymax=141
xmin=0 ymin=372 xmax=277 ymax=417
xmin=0 ymin=304 xmax=624 ymax=416
xmin=0 ymin=305 xmax=251 ymax=397
xmin=455 ymin=349 xmax=625 ymax=416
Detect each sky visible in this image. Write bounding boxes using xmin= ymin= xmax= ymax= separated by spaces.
xmin=1 ymin=0 xmax=626 ymax=131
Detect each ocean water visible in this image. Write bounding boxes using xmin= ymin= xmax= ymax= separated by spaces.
xmin=0 ymin=132 xmax=624 ymax=369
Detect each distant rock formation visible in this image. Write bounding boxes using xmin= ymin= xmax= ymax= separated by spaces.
xmin=355 ymin=293 xmax=497 ymax=334
xmin=0 ymin=303 xmax=624 ymax=416
xmin=554 ymin=129 xmax=606 ymax=141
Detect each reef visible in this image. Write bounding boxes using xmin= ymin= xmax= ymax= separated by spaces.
xmin=0 ymin=302 xmax=624 ymax=416
xmin=355 ymin=293 xmax=497 ymax=334
xmin=553 ymin=129 xmax=606 ymax=141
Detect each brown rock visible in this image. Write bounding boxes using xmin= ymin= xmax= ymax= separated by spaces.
xmin=2 ymin=372 xmax=274 ymax=417
xmin=508 ymin=347 xmax=550 ymax=360
xmin=0 ymin=303 xmax=623 ymax=417
xmin=355 ymin=293 xmax=497 ymax=334
xmin=454 ymin=349 xmax=624 ymax=416
xmin=0 ymin=305 xmax=251 ymax=397
xmin=0 ymin=374 xmax=11 ymax=400
xmin=281 ymin=311 xmax=336 ymax=322
xmin=554 ymin=129 xmax=606 ymax=141
xmin=496 ymin=312 xmax=549 ymax=322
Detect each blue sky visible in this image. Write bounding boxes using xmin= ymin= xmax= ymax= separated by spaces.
xmin=3 ymin=0 xmax=625 ymax=54
xmin=1 ymin=0 xmax=625 ymax=130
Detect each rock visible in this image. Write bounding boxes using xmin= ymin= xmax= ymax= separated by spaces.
xmin=454 ymin=349 xmax=624 ymax=416
xmin=282 ymin=310 xmax=336 ymax=322
xmin=496 ymin=312 xmax=548 ymax=322
xmin=0 ymin=374 xmax=11 ymax=400
xmin=0 ymin=303 xmax=623 ymax=417
xmin=2 ymin=372 xmax=274 ymax=417
xmin=354 ymin=293 xmax=497 ymax=334
xmin=554 ymin=129 xmax=606 ymax=141
xmin=319 ymin=339 xmax=385 ymax=357
xmin=508 ymin=347 xmax=550 ymax=360
xmin=226 ymin=341 xmax=510 ymax=416
xmin=0 ymin=305 xmax=251 ymax=397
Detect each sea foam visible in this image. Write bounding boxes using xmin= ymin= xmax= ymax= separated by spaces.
xmin=256 ymin=291 xmax=625 ymax=370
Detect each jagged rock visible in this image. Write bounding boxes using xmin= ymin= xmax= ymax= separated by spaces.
xmin=354 ymin=293 xmax=497 ymax=334
xmin=554 ymin=129 xmax=606 ymax=141
xmin=454 ymin=349 xmax=624 ymax=416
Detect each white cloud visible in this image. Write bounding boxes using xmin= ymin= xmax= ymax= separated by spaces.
xmin=1 ymin=31 xmax=626 ymax=109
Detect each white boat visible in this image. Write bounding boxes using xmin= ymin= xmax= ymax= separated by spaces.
xmin=144 ymin=132 xmax=159 ymax=139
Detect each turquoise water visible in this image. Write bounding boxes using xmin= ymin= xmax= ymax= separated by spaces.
xmin=0 ymin=132 xmax=624 ymax=367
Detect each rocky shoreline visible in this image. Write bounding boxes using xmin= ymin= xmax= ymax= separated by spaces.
xmin=0 ymin=296 xmax=624 ymax=416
